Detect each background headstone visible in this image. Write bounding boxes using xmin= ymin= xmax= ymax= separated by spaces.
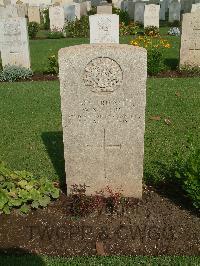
xmin=191 ymin=3 xmax=200 ymax=12
xmin=58 ymin=44 xmax=147 ymax=197
xmin=90 ymin=14 xmax=119 ymax=44
xmin=180 ymin=10 xmax=200 ymax=67
xmin=169 ymin=0 xmax=181 ymax=23
xmin=80 ymin=1 xmax=87 ymax=16
xmin=0 ymin=17 xmax=30 ymax=68
xmin=63 ymin=3 xmax=80 ymax=21
xmin=97 ymin=4 xmax=112 ymax=14
xmin=159 ymin=0 xmax=166 ymax=20
xmin=127 ymin=1 xmax=135 ymax=20
xmin=134 ymin=2 xmax=145 ymax=24
xmin=49 ymin=5 xmax=65 ymax=31
xmin=144 ymin=4 xmax=160 ymax=28
xmin=28 ymin=6 xmax=41 ymax=23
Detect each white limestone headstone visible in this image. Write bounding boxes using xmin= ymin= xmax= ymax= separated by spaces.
xmin=49 ymin=5 xmax=65 ymax=31
xmin=97 ymin=4 xmax=112 ymax=14
xmin=180 ymin=10 xmax=200 ymax=67
xmin=28 ymin=6 xmax=41 ymax=23
xmin=144 ymin=4 xmax=160 ymax=28
xmin=89 ymin=14 xmax=119 ymax=44
xmin=0 ymin=17 xmax=30 ymax=68
xmin=58 ymin=44 xmax=147 ymax=197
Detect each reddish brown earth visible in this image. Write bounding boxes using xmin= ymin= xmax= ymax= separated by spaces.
xmin=0 ymin=186 xmax=199 ymax=257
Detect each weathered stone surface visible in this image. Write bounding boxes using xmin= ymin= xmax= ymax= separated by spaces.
xmin=0 ymin=5 xmax=18 ymax=18
xmin=97 ymin=4 xmax=112 ymax=14
xmin=49 ymin=5 xmax=65 ymax=31
xmin=59 ymin=44 xmax=147 ymax=197
xmin=0 ymin=17 xmax=30 ymax=68
xmin=89 ymin=14 xmax=119 ymax=44
xmin=180 ymin=10 xmax=200 ymax=67
xmin=169 ymin=0 xmax=181 ymax=22
xmin=144 ymin=4 xmax=160 ymax=28
xmin=28 ymin=6 xmax=41 ymax=23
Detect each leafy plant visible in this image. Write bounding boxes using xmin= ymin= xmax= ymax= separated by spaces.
xmin=147 ymin=48 xmax=164 ymax=75
xmin=144 ymin=26 xmax=159 ymax=37
xmin=65 ymin=16 xmax=89 ymax=38
xmin=28 ymin=22 xmax=39 ymax=39
xmin=113 ymin=6 xmax=130 ymax=25
xmin=47 ymin=28 xmax=64 ymax=39
xmin=0 ymin=162 xmax=60 ymax=214
xmin=44 ymin=55 xmax=59 ymax=75
xmin=120 ymin=22 xmax=139 ymax=36
xmin=171 ymin=140 xmax=200 ymax=209
xmin=87 ymin=6 xmax=96 ymax=15
xmin=69 ymin=184 xmax=126 ymax=217
xmin=130 ymin=36 xmax=171 ymax=75
xmin=0 ymin=65 xmax=33 ymax=82
xmin=150 ymin=138 xmax=200 ymax=210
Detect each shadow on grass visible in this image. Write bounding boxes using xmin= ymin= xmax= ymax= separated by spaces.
xmin=0 ymin=248 xmax=45 ymax=266
xmin=42 ymin=131 xmax=66 ymax=193
xmin=164 ymin=58 xmax=179 ymax=70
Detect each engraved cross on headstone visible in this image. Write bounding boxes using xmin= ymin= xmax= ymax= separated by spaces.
xmin=86 ymin=128 xmax=121 ymax=178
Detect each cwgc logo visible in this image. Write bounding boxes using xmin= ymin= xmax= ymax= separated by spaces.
xmin=84 ymin=57 xmax=123 ymax=93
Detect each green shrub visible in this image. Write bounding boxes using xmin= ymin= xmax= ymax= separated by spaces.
xmin=119 ymin=22 xmax=139 ymax=36
xmin=41 ymin=8 xmax=50 ymax=30
xmin=47 ymin=29 xmax=64 ymax=39
xmin=0 ymin=65 xmax=33 ymax=82
xmin=0 ymin=162 xmax=60 ymax=214
xmin=144 ymin=26 xmax=159 ymax=37
xmin=147 ymin=48 xmax=164 ymax=75
xmin=28 ymin=22 xmax=39 ymax=39
xmin=87 ymin=6 xmax=96 ymax=15
xmin=44 ymin=55 xmax=59 ymax=75
xmin=150 ymin=138 xmax=200 ymax=210
xmin=131 ymin=36 xmax=171 ymax=75
xmin=171 ymin=141 xmax=200 ymax=209
xmin=113 ymin=6 xmax=130 ymax=25
xmin=65 ymin=16 xmax=89 ymax=38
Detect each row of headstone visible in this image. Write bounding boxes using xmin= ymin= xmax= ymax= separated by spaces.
xmin=0 ymin=1 xmax=92 ymax=28
xmin=120 ymin=0 xmax=199 ymax=24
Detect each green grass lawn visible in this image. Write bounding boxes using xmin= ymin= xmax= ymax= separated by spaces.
xmin=0 ymin=255 xmax=199 ymax=266
xmin=0 ymin=78 xmax=199 ymax=187
xmin=30 ymin=27 xmax=180 ymax=73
